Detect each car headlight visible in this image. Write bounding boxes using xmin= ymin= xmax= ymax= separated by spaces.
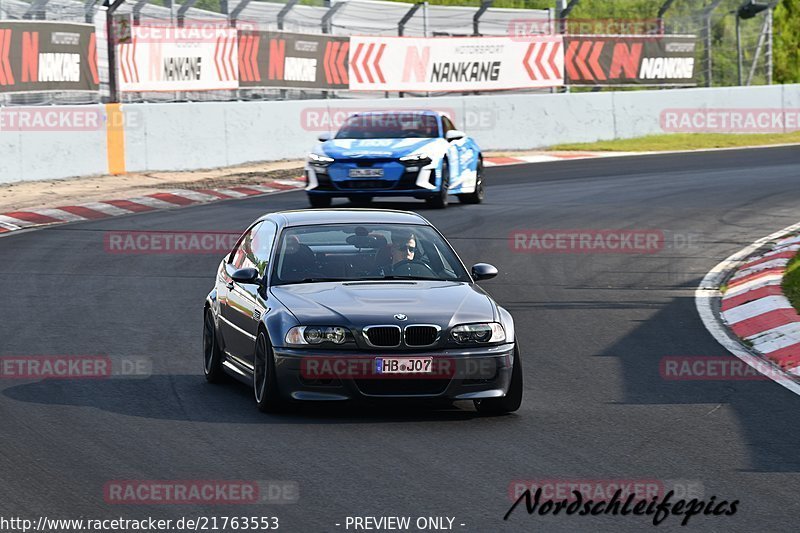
xmin=399 ymin=153 xmax=431 ymax=163
xmin=449 ymin=323 xmax=505 ymax=344
xmin=308 ymin=153 xmax=334 ymax=165
xmin=285 ymin=326 xmax=349 ymax=345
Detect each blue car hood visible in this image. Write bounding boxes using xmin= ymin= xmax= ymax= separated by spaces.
xmin=320 ymin=138 xmax=437 ymax=159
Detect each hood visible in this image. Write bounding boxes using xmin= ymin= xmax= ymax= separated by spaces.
xmin=270 ymin=281 xmax=494 ymax=330
xmin=319 ymin=138 xmax=438 ymax=159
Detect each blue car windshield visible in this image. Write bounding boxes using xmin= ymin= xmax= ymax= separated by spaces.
xmin=335 ymin=113 xmax=440 ymax=139
xmin=271 ymin=224 xmax=472 ymax=285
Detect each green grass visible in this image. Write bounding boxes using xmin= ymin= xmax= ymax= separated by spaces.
xmin=782 ymin=250 xmax=800 ymax=314
xmin=548 ymin=132 xmax=800 ymax=152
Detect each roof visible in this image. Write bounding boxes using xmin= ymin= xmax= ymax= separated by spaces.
xmin=264 ymin=209 xmax=430 ymax=228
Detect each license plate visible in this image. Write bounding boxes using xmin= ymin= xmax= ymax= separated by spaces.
xmin=349 ymin=168 xmax=384 ymax=178
xmin=376 ymin=357 xmax=433 ymax=374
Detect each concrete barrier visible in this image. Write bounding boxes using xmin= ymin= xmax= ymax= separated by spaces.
xmin=1 ymin=84 xmax=798 ymax=183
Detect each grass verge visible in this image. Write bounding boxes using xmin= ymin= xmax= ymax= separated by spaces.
xmin=782 ymin=250 xmax=800 ymax=313
xmin=548 ymin=132 xmax=800 ymax=152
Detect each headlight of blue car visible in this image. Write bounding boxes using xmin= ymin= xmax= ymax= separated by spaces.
xmin=398 ymin=153 xmax=432 ymax=172
xmin=308 ymin=153 xmax=334 ymax=166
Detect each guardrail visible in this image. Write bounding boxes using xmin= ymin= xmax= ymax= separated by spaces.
xmin=1 ymin=83 xmax=797 ymax=183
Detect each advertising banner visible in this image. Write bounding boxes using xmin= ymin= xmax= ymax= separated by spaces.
xmin=564 ymin=35 xmax=697 ymax=86
xmin=0 ymin=21 xmax=98 ymax=93
xmin=348 ymin=35 xmax=564 ymax=92
xmin=117 ymin=25 xmax=238 ymax=92
xmin=238 ymin=31 xmax=349 ymax=90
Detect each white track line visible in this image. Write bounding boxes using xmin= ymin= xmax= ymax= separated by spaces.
xmin=29 ymin=208 xmax=86 ymax=222
xmin=696 ymin=221 xmax=800 ymax=396
xmin=78 ymin=202 xmax=135 ymax=217
xmin=167 ymin=190 xmax=220 ymax=203
xmin=0 ymin=218 xmax=23 ymax=231
xmin=125 ymin=196 xmax=183 ymax=209
xmin=721 ymin=295 xmax=793 ymax=325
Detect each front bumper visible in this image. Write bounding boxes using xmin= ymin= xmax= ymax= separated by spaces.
xmin=272 ymin=343 xmax=515 ymax=402
xmin=305 ymin=160 xmax=439 ymax=197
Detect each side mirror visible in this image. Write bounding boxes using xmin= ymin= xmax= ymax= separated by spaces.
xmin=445 ymin=130 xmax=465 ymax=142
xmin=471 ymin=263 xmax=498 ymax=281
xmin=227 ymin=264 xmax=260 ymax=285
xmin=318 ymin=132 xmax=332 ymax=142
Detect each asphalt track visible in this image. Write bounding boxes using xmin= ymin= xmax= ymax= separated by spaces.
xmin=2 ymin=145 xmax=800 ymax=532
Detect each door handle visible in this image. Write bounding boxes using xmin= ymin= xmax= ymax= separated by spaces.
xmin=226 ymin=282 xmax=234 ymax=290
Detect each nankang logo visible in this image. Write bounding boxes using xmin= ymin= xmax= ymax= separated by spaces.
xmin=38 ymin=53 xmax=81 ymax=82
xmin=163 ymin=57 xmax=202 ymax=81
xmin=639 ymin=57 xmax=694 ymax=79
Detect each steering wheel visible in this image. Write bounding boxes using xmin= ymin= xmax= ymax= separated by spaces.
xmin=391 ymin=259 xmax=437 ymax=278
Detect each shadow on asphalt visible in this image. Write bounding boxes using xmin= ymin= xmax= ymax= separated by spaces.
xmin=597 ymin=292 xmax=800 ymax=473
xmin=1 ymin=375 xmax=517 ymax=424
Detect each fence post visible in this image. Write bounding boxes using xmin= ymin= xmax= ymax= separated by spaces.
xmin=473 ymin=0 xmax=493 ymax=36
xmin=106 ymin=0 xmax=128 ymax=104
xmin=278 ymin=0 xmax=298 ymax=31
xmin=230 ymin=0 xmax=253 ymax=28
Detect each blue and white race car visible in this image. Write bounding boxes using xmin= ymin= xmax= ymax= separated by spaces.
xmin=304 ymin=110 xmax=484 ymax=209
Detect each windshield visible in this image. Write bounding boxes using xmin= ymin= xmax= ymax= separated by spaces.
xmin=335 ymin=113 xmax=440 ymax=139
xmin=271 ymin=223 xmax=471 ymax=285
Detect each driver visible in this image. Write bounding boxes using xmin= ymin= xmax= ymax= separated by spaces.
xmin=390 ymin=231 xmax=416 ymax=265
xmin=375 ymin=230 xmax=418 ymax=275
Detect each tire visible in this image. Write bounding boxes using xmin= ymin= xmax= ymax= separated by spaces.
xmin=308 ymin=194 xmax=331 ymax=208
xmin=203 ymin=309 xmax=225 ymax=383
xmin=426 ymin=159 xmax=449 ymax=209
xmin=254 ymin=331 xmax=282 ymax=413
xmin=474 ymin=344 xmax=523 ymax=415
xmin=458 ymin=157 xmax=485 ymax=204
xmin=348 ymin=196 xmax=373 ymax=206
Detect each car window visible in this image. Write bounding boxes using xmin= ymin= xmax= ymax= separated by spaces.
xmin=252 ymin=221 xmax=277 ymax=278
xmin=441 ymin=115 xmax=455 ymax=135
xmin=230 ymin=222 xmax=262 ymax=270
xmin=272 ymin=223 xmax=471 ymax=285
xmin=336 ymin=113 xmax=439 ymax=139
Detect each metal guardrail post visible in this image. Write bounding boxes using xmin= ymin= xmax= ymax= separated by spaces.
xmin=321 ymin=2 xmax=345 ymax=99
xmin=321 ymin=2 xmax=345 ymax=35
xmin=84 ymin=0 xmax=101 ymax=23
xmin=472 ymin=0 xmax=492 ymax=36
xmin=657 ymin=0 xmax=677 ymax=33
xmin=702 ymin=0 xmax=725 ymax=87
xmin=23 ymin=0 xmax=49 ymax=20
xmin=230 ymin=0 xmax=253 ymax=28
xmin=132 ymin=0 xmax=147 ymax=25
xmin=278 ymin=0 xmax=298 ymax=31
xmin=107 ymin=0 xmax=128 ymax=104
xmin=398 ymin=2 xmax=422 ymax=37
xmin=177 ymin=0 xmax=198 ymax=28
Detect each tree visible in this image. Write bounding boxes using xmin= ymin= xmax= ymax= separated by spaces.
xmin=774 ymin=0 xmax=800 ymax=83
